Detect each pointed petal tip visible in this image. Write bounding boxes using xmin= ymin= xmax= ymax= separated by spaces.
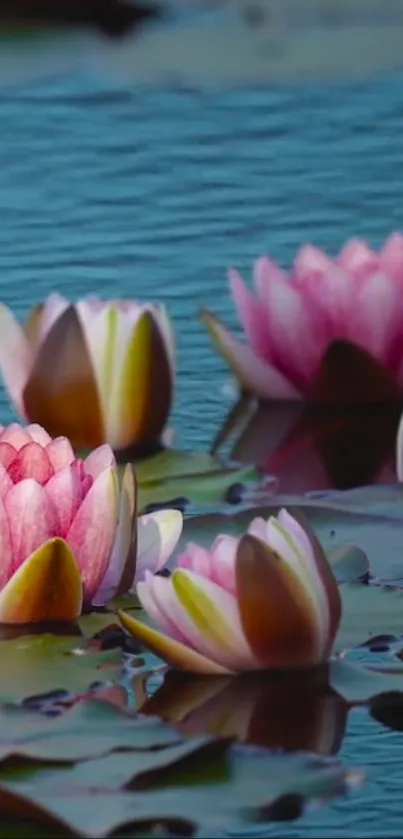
xmin=134 ymin=507 xmax=183 ymax=584
xmin=0 ymin=537 xmax=83 ymax=624
xmin=118 ymin=610 xmax=232 ymax=675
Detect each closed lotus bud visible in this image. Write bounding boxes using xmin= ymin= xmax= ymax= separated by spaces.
xmin=119 ymin=507 xmax=341 ymax=674
xmin=0 ymin=422 xmax=182 ymax=623
xmin=0 ymin=295 xmax=174 ymax=452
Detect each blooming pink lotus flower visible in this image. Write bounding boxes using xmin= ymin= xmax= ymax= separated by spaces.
xmin=202 ymin=233 xmax=403 ymax=401
xmin=0 ymin=423 xmax=183 ymax=624
xmin=119 ymin=508 xmax=341 ymax=674
xmin=0 ymin=294 xmax=174 ymax=451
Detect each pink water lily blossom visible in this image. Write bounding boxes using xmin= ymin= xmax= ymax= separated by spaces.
xmin=119 ymin=508 xmax=341 ymax=675
xmin=0 ymin=293 xmax=174 ymax=451
xmin=0 ymin=423 xmax=183 ymax=624
xmin=202 ymin=233 xmax=403 ymax=400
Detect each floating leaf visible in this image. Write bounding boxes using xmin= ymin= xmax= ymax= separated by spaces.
xmin=7 ymin=735 xmax=225 ymax=790
xmin=130 ymin=449 xmax=271 ymax=513
xmin=0 ymin=699 xmax=180 ymax=762
xmin=0 ymin=635 xmax=122 ymax=703
xmin=337 ymin=584 xmax=403 ymax=652
xmin=328 ymin=544 xmax=370 ymax=583
xmin=329 ymin=660 xmax=403 ymax=704
xmin=0 ymin=743 xmax=354 ymax=837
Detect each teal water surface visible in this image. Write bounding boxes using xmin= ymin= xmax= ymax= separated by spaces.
xmin=1 ymin=70 xmax=403 ymax=835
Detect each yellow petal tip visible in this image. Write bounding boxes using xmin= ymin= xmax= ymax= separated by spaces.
xmin=0 ymin=538 xmax=83 ymax=624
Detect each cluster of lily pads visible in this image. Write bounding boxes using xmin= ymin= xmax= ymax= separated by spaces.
xmin=0 ymin=238 xmax=403 ymax=833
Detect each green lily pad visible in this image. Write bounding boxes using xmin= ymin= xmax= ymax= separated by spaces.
xmin=336 ymin=584 xmax=403 ymax=652
xmin=4 ymin=735 xmax=224 ymax=788
xmin=329 ymin=660 xmax=403 ymax=704
xmin=0 ymin=742 xmax=354 ymax=837
xmin=0 ymin=635 xmax=122 ymax=703
xmin=0 ymin=699 xmax=180 ymax=762
xmin=131 ymin=449 xmax=267 ymax=513
xmin=328 ymin=544 xmax=370 ymax=583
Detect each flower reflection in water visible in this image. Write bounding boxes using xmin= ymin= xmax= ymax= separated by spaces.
xmin=138 ymin=668 xmax=348 ymax=757
xmin=213 ymin=342 xmax=402 ymax=493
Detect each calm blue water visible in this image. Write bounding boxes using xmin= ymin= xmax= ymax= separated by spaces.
xmin=1 ymin=69 xmax=403 ymax=835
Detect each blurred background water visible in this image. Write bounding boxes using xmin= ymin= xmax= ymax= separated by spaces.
xmin=1 ymin=66 xmax=403 ymax=835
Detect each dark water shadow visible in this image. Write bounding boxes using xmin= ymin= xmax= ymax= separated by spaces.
xmin=139 ymin=668 xmax=349 ymax=756
xmin=212 ymin=342 xmax=403 ymax=493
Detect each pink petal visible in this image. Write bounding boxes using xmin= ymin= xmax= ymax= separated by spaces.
xmin=203 ymin=311 xmax=300 ymax=401
xmin=25 ymin=424 xmax=52 ymax=447
xmin=7 ymin=442 xmax=54 ymax=486
xmin=293 ymin=246 xmax=356 ymax=337
xmin=0 ymin=424 xmax=31 ymax=450
xmin=45 ymin=465 xmax=83 ymax=537
xmin=229 ymin=269 xmax=272 ymax=360
xmin=209 ymin=535 xmax=238 ymax=594
xmin=293 ymin=245 xmax=335 ymax=278
xmin=247 ymin=516 xmax=269 ymax=542
xmin=348 ymin=272 xmax=403 ymax=367
xmin=84 ymin=444 xmax=116 ymax=479
xmin=337 ymin=238 xmax=379 ymax=279
xmin=137 ymin=571 xmax=187 ymax=642
xmin=135 ymin=509 xmax=183 ymax=583
xmin=256 ymin=271 xmax=325 ymax=388
xmin=380 ymin=232 xmax=403 ymax=283
xmin=0 ymin=307 xmax=31 ymax=417
xmin=0 ymin=495 xmax=13 ymax=587
xmin=0 ymin=462 xmax=13 ymax=496
xmin=0 ymin=443 xmax=17 ymax=470
xmin=45 ymin=437 xmax=76 ymax=471
xmin=177 ymin=543 xmax=213 ymax=577
xmin=254 ymin=256 xmax=289 ymax=295
xmin=4 ymin=478 xmax=59 ymax=572
xmin=66 ymin=467 xmax=118 ymax=603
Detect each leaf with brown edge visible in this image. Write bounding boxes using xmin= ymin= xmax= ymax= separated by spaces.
xmin=235 ymin=534 xmax=319 ymax=669
xmin=284 ymin=508 xmax=341 ymax=656
xmin=23 ymin=305 xmax=105 ymax=449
